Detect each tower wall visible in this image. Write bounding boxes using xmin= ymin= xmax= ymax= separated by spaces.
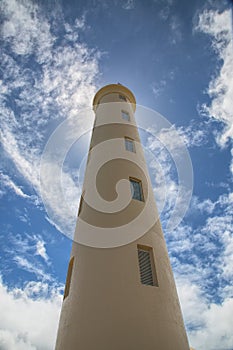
xmin=55 ymin=84 xmax=189 ymax=350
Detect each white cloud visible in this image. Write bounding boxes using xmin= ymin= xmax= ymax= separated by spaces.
xmin=147 ymin=122 xmax=207 ymax=156
xmin=144 ymin=123 xmax=232 ymax=342
xmin=221 ymin=229 xmax=233 ymax=279
xmin=0 ymin=173 xmax=31 ymax=199
xmin=200 ymin=193 xmax=233 ymax=282
xmin=177 ymin=279 xmax=207 ymax=329
xmin=40 ymin=161 xmax=82 ymax=237
xmin=3 ymin=233 xmax=54 ymax=278
xmin=17 ymin=209 xmax=31 ymax=224
xmin=177 ymin=279 xmax=233 ymax=350
xmin=190 ymin=195 xmax=216 ymax=214
xmin=0 ymin=0 xmax=100 ymax=236
xmin=13 ymin=256 xmax=51 ymax=281
xmin=145 ymin=122 xmax=206 ymax=228
xmin=35 ymin=240 xmax=49 ymax=264
xmin=195 ymin=9 xmax=233 ymax=149
xmin=151 ymin=79 xmax=167 ymax=98
xmin=0 ymin=278 xmax=62 ymax=350
xmin=177 ymin=124 xmax=208 ymax=148
xmin=169 ymin=190 xmax=233 ymax=349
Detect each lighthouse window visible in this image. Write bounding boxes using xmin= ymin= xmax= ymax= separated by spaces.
xmin=119 ymin=94 xmax=127 ymax=101
xmin=137 ymin=246 xmax=158 ymax=287
xmin=130 ymin=178 xmax=143 ymax=201
xmin=125 ymin=137 xmax=135 ymax=153
xmin=121 ymin=110 xmax=130 ymax=121
xmin=64 ymin=256 xmax=74 ymax=299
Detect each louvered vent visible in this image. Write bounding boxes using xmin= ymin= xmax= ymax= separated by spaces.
xmin=138 ymin=249 xmax=153 ymax=285
xmin=137 ymin=246 xmax=158 ymax=287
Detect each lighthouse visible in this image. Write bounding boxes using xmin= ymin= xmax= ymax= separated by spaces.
xmin=55 ymin=84 xmax=190 ymax=350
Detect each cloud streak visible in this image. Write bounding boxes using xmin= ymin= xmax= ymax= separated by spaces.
xmin=0 ymin=173 xmax=31 ymax=199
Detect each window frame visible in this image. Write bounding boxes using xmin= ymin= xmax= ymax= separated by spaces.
xmin=121 ymin=110 xmax=130 ymax=121
xmin=129 ymin=177 xmax=144 ymax=202
xmin=119 ymin=94 xmax=127 ymax=102
xmin=124 ymin=137 xmax=136 ymax=153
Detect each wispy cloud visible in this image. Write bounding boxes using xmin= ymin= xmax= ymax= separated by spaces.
xmin=176 ymin=123 xmax=208 ymax=148
xmin=0 ymin=0 xmax=100 ymax=235
xmin=3 ymin=233 xmax=52 ymax=278
xmin=169 ymin=15 xmax=182 ymax=44
xmin=145 ymin=123 xmax=197 ymax=228
xmin=151 ymin=79 xmax=167 ymax=98
xmin=13 ymin=256 xmax=51 ymax=281
xmin=14 ymin=256 xmax=51 ymax=281
xmin=195 ymin=8 xmax=233 ymax=175
xmin=159 ymin=6 xmax=170 ymax=21
xmin=0 ymin=173 xmax=31 ymax=199
xmin=122 ymin=0 xmax=135 ymax=10
xmin=35 ymin=240 xmax=49 ymax=264
xmin=190 ymin=195 xmax=216 ymax=214
xmin=158 ymin=0 xmax=173 ymax=21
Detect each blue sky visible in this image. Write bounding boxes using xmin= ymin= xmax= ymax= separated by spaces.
xmin=0 ymin=0 xmax=232 ymax=349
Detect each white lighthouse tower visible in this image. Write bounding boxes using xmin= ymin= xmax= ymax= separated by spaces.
xmin=55 ymin=84 xmax=190 ymax=350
